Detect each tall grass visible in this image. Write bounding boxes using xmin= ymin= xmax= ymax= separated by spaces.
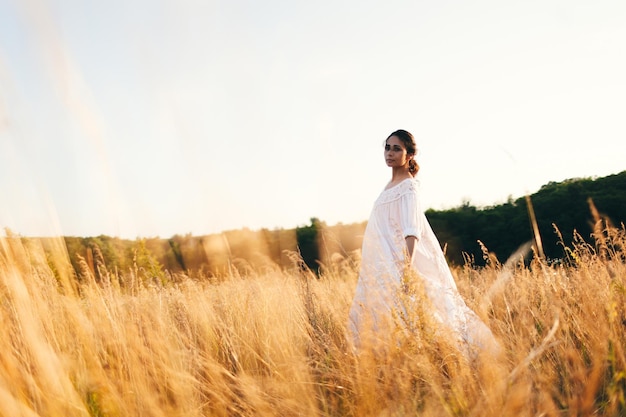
xmin=1 ymin=225 xmax=625 ymax=416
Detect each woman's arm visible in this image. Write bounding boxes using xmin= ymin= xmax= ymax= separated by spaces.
xmin=405 ymin=235 xmax=417 ymax=264
xmin=402 ymin=235 xmax=418 ymax=293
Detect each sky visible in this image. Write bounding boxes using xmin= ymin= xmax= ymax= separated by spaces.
xmin=1 ymin=0 xmax=625 ymax=238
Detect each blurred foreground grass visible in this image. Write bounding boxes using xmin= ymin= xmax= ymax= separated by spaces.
xmin=1 ymin=225 xmax=625 ymax=416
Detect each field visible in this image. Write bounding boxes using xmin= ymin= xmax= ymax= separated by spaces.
xmin=1 ymin=225 xmax=625 ymax=417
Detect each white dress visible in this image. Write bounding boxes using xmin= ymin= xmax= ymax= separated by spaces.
xmin=348 ymin=178 xmax=497 ymax=352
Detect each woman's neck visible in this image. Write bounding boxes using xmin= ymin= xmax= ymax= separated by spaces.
xmin=391 ymin=167 xmax=412 ymax=182
xmin=386 ymin=167 xmax=412 ymax=188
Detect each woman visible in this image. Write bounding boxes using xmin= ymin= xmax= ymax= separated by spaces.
xmin=348 ymin=129 xmax=497 ymax=355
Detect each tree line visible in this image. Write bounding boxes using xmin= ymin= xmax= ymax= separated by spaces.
xmin=427 ymin=170 xmax=626 ymax=265
xmin=39 ymin=170 xmax=626 ymax=279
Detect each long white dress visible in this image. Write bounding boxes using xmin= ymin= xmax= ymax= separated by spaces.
xmin=348 ymin=178 xmax=497 ymax=353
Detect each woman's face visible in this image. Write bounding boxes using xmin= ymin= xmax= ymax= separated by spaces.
xmin=384 ymin=136 xmax=411 ymax=168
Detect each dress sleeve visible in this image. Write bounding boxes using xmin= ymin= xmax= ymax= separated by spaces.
xmin=399 ymin=187 xmax=423 ymax=239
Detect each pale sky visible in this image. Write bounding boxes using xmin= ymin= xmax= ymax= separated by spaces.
xmin=1 ymin=0 xmax=625 ymax=238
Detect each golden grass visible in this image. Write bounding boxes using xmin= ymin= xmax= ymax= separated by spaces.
xmin=1 ymin=226 xmax=625 ymax=416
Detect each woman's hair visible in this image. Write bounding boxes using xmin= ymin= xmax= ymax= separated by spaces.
xmin=386 ymin=129 xmax=420 ymax=175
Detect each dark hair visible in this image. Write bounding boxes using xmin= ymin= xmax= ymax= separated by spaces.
xmin=386 ymin=129 xmax=420 ymax=175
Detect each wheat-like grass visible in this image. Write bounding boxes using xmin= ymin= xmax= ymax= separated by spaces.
xmin=1 ymin=226 xmax=625 ymax=416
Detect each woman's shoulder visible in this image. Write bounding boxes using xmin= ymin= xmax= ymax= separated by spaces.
xmin=391 ymin=177 xmax=420 ymax=193
xmin=404 ymin=177 xmax=420 ymax=191
xmin=376 ymin=178 xmax=420 ymax=205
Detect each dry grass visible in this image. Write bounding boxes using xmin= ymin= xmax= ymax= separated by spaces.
xmin=1 ymin=226 xmax=625 ymax=417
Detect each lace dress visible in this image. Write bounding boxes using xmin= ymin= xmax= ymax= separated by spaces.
xmin=348 ymin=178 xmax=497 ymax=352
